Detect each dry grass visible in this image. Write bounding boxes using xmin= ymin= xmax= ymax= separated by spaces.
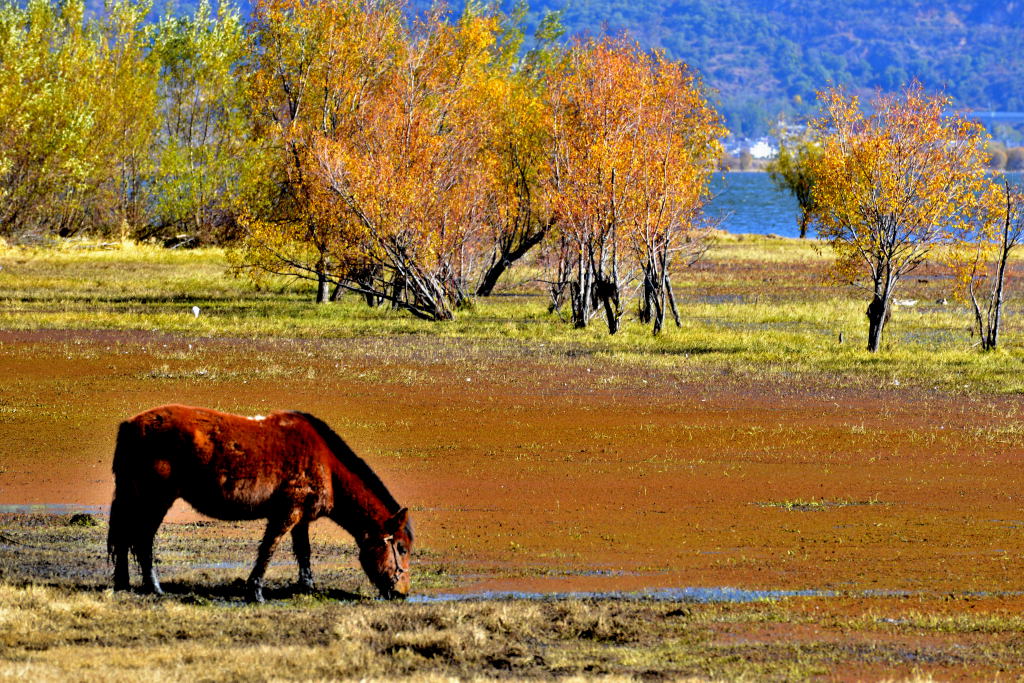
xmin=3 ymin=583 xmax=1024 ymax=681
xmin=2 ymin=517 xmax=1024 ymax=680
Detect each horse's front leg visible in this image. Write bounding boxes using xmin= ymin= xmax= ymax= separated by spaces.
xmin=247 ymin=511 xmax=300 ymax=603
xmin=291 ymin=521 xmax=315 ymax=592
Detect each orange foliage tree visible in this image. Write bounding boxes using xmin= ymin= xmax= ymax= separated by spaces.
xmin=239 ymin=0 xmax=509 ymax=319
xmin=311 ymin=7 xmax=502 ymax=320
xmin=546 ymin=38 xmax=724 ymax=333
xmin=809 ymin=84 xmax=993 ymax=351
xmin=236 ymin=0 xmax=404 ymax=303
xmin=472 ymin=6 xmax=562 ymax=297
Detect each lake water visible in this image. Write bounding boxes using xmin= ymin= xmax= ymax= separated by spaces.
xmin=708 ymin=171 xmax=1024 ymax=238
xmin=708 ymin=172 xmax=800 ymax=237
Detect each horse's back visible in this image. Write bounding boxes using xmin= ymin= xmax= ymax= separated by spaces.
xmin=112 ymin=405 xmax=333 ymax=519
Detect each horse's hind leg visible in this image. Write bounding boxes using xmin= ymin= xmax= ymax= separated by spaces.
xmin=291 ymin=521 xmax=314 ymax=592
xmin=108 ymin=494 xmax=132 ymax=591
xmin=136 ymin=497 xmax=174 ymax=596
xmin=247 ymin=510 xmax=301 ymax=603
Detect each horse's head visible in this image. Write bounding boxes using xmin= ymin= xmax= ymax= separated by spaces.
xmin=359 ymin=507 xmax=413 ymax=599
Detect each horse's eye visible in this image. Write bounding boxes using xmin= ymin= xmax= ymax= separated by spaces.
xmin=397 ymin=543 xmax=407 ymax=555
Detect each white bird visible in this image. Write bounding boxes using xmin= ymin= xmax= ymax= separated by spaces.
xmin=191 ymin=306 xmax=200 ymax=318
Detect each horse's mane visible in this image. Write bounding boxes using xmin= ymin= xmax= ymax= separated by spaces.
xmin=292 ymin=412 xmax=400 ymax=512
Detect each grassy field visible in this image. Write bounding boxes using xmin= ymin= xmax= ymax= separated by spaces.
xmin=2 ymin=236 xmax=1024 ymax=394
xmin=4 ymin=237 xmax=1024 ymax=680
xmin=4 ymin=514 xmax=1024 ymax=680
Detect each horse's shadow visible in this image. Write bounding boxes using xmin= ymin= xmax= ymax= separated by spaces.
xmin=154 ymin=579 xmax=365 ymax=603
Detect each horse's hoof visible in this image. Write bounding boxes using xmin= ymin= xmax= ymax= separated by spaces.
xmin=246 ymin=582 xmax=265 ymax=603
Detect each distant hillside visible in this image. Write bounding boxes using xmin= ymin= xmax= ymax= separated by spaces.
xmin=138 ymin=0 xmax=1024 ymax=138
xmin=519 ymin=0 xmax=1024 ymax=137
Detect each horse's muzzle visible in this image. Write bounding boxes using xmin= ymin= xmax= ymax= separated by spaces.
xmin=380 ymin=587 xmax=408 ymax=600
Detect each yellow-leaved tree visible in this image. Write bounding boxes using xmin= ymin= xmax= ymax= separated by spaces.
xmin=0 ymin=0 xmax=158 ymax=238
xmin=312 ymin=6 xmax=501 ymax=320
xmin=546 ymin=38 xmax=723 ymax=334
xmin=472 ymin=4 xmax=563 ymax=297
xmin=236 ymin=0 xmax=404 ymax=303
xmin=809 ymin=83 xmax=993 ymax=352
xmin=955 ymin=180 xmax=1024 ymax=351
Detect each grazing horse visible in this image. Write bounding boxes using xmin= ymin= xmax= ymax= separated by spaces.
xmin=107 ymin=404 xmax=412 ymax=602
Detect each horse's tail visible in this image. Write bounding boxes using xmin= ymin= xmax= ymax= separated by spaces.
xmin=107 ymin=420 xmax=139 ymax=564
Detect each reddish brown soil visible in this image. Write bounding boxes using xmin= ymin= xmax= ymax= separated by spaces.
xmin=2 ymin=328 xmax=1024 ymax=606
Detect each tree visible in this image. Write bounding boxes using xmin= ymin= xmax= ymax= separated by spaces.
xmin=809 ymin=84 xmax=992 ymax=352
xmin=90 ymin=0 xmax=159 ymax=237
xmin=627 ymin=52 xmax=724 ymax=334
xmin=0 ymin=0 xmax=158 ymax=240
xmin=237 ymin=0 xmax=507 ymax=317
xmin=149 ymin=0 xmax=248 ymax=243
xmin=472 ymin=5 xmax=563 ymax=297
xmin=958 ymin=180 xmax=1024 ymax=351
xmin=311 ymin=6 xmax=502 ymax=320
xmin=545 ymin=37 xmax=723 ymax=334
xmin=766 ymin=130 xmax=821 ymax=238
xmin=235 ymin=0 xmax=404 ymax=303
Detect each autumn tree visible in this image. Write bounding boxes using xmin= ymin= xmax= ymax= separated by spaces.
xmin=958 ymin=180 xmax=1024 ymax=351
xmin=630 ymin=55 xmax=724 ymax=334
xmin=311 ymin=6 xmax=503 ymax=319
xmin=0 ymin=0 xmax=161 ymax=240
xmin=766 ymin=130 xmax=821 ymax=238
xmin=149 ymin=0 xmax=248 ymax=243
xmin=546 ymin=38 xmax=723 ymax=334
xmin=809 ymin=84 xmax=992 ymax=352
xmin=235 ymin=0 xmax=404 ymax=303
xmin=90 ymin=0 xmax=159 ymax=237
xmin=472 ymin=5 xmax=563 ymax=297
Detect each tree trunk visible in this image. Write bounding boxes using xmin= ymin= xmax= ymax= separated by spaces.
xmin=652 ymin=293 xmax=665 ymax=335
xmin=315 ymin=270 xmax=330 ymax=304
xmin=330 ymin=282 xmax=344 ymax=302
xmin=798 ymin=210 xmax=810 ymax=239
xmin=865 ymin=293 xmax=890 ymax=352
xmin=665 ymin=277 xmax=682 ymax=327
xmin=390 ymin=273 xmax=406 ymax=310
xmin=475 ymin=226 xmax=549 ymax=297
xmin=570 ymin=246 xmax=592 ymax=329
xmin=638 ymin=272 xmax=654 ymax=324
xmin=597 ymin=278 xmax=620 ymax=334
xmin=986 ymin=229 xmax=1011 ymax=351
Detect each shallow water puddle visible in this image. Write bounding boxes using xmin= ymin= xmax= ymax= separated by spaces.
xmin=0 ymin=503 xmax=109 ymax=514
xmin=409 ymin=586 xmax=835 ymax=604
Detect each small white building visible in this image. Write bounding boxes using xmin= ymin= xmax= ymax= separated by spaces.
xmin=749 ymin=139 xmax=778 ymax=159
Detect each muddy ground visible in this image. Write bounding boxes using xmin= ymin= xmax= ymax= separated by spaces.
xmin=4 ymin=328 xmax=1024 ymax=677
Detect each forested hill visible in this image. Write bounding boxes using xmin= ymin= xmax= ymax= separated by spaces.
xmin=142 ymin=0 xmax=1024 ymax=137
xmin=519 ymin=0 xmax=1024 ymax=136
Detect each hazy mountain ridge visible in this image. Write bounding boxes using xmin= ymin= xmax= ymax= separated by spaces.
xmin=127 ymin=0 xmax=1024 ymax=136
xmin=520 ymin=0 xmax=1024 ymax=135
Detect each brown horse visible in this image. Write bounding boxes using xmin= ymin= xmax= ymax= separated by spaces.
xmin=107 ymin=404 xmax=412 ymax=602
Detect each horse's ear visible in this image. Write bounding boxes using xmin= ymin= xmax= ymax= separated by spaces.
xmin=385 ymin=507 xmax=409 ymax=534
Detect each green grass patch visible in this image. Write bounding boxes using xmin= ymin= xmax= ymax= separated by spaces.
xmin=4 ymin=238 xmax=1024 ymax=393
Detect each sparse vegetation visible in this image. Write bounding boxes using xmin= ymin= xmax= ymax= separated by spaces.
xmin=6 ymin=236 xmax=1024 ymax=678
xmin=3 ymin=516 xmax=1024 ymax=680
xmin=3 ymin=237 xmax=1024 ymax=392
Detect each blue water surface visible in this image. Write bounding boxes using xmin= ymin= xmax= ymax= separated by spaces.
xmin=708 ymin=170 xmax=1024 ymax=238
